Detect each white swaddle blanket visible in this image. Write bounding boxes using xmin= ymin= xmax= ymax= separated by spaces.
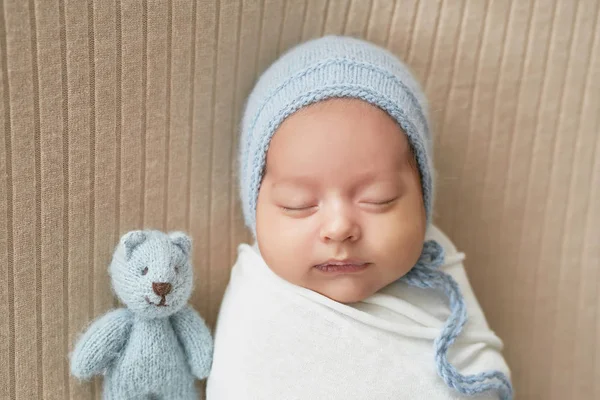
xmin=206 ymin=226 xmax=511 ymax=399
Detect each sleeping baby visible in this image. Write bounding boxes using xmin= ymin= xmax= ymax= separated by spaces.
xmin=206 ymin=36 xmax=513 ymax=400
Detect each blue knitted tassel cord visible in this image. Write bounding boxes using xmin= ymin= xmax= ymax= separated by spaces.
xmin=401 ymin=241 xmax=514 ymax=400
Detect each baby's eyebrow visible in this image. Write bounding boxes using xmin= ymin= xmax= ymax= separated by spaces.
xmin=351 ymin=168 xmax=403 ymax=186
xmin=271 ymin=178 xmax=316 ymax=191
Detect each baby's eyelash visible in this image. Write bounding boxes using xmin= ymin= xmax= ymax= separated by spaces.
xmin=361 ymin=197 xmax=399 ymax=206
xmin=280 ymin=205 xmax=313 ymax=211
xmin=371 ymin=198 xmax=398 ymax=205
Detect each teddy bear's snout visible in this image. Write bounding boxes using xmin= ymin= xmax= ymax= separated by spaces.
xmin=152 ymin=282 xmax=172 ymax=297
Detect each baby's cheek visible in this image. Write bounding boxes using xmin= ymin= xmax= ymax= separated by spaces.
xmin=273 ymin=218 xmax=316 ymax=250
xmin=258 ymin=226 xmax=309 ymax=283
xmin=364 ymin=224 xmax=420 ymax=277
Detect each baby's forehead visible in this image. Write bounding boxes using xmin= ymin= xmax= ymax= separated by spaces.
xmin=270 ymin=99 xmax=411 ymax=154
xmin=285 ymin=99 xmax=406 ymax=135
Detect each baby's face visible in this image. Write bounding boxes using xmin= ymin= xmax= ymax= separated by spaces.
xmin=255 ymin=98 xmax=426 ymax=303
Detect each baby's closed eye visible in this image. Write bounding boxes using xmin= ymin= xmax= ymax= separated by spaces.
xmin=272 ymin=191 xmax=318 ymax=214
xmin=278 ymin=203 xmax=319 ymax=218
xmin=360 ymin=196 xmax=398 ymax=205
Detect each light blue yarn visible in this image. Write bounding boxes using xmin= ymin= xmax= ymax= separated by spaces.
xmin=403 ymin=241 xmax=513 ymax=400
xmin=239 ymin=35 xmax=513 ymax=399
xmin=70 ymin=230 xmax=213 ymax=399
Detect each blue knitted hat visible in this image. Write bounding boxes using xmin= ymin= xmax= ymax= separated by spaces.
xmin=239 ymin=35 xmax=434 ymax=235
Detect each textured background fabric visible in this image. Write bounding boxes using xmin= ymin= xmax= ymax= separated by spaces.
xmin=0 ymin=0 xmax=598 ymax=399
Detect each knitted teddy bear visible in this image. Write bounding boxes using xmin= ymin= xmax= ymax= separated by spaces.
xmin=70 ymin=230 xmax=213 ymax=399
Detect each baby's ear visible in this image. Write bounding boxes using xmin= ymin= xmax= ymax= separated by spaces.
xmin=122 ymin=230 xmax=147 ymax=260
xmin=169 ymin=231 xmax=192 ymax=257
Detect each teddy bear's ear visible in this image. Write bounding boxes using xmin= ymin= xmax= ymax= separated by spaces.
xmin=122 ymin=230 xmax=147 ymax=260
xmin=169 ymin=231 xmax=192 ymax=257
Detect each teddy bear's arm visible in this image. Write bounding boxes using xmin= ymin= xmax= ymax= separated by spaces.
xmin=70 ymin=308 xmax=133 ymax=380
xmin=171 ymin=305 xmax=214 ymax=379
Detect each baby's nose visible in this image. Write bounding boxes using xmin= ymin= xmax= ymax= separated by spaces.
xmin=320 ymin=206 xmax=360 ymax=243
xmin=152 ymin=282 xmax=172 ymax=297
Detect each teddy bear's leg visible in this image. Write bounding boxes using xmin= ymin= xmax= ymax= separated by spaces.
xmin=102 ymin=377 xmax=117 ymax=400
xmin=103 ymin=389 xmax=150 ymax=400
xmin=103 ymin=378 xmax=150 ymax=400
xmin=102 ymin=385 xmax=117 ymax=399
xmin=102 ymin=382 xmax=134 ymax=400
xmin=161 ymin=383 xmax=198 ymax=400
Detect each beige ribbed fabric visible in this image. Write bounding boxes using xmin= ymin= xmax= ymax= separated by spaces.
xmin=0 ymin=1 xmax=598 ymax=399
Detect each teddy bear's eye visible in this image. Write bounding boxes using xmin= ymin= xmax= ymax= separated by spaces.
xmin=141 ymin=267 xmax=148 ymax=276
xmin=174 ymin=265 xmax=180 ymax=273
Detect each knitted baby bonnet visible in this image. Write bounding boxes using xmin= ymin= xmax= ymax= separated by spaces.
xmin=239 ymin=35 xmax=433 ymax=234
xmin=238 ymin=35 xmax=512 ymax=400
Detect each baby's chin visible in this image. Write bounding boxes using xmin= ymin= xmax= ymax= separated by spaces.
xmin=308 ymin=276 xmax=386 ymax=304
